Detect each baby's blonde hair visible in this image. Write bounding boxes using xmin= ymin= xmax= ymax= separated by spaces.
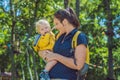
xmin=35 ymin=19 xmax=50 ymax=33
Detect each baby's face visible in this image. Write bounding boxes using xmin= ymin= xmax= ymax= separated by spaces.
xmin=38 ymin=25 xmax=50 ymax=35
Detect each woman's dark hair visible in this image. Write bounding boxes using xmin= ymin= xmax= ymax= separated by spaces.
xmin=54 ymin=7 xmax=80 ymax=28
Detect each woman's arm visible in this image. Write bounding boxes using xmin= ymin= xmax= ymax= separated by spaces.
xmin=45 ymin=44 xmax=87 ymax=70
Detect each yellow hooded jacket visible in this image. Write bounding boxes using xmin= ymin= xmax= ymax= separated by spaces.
xmin=33 ymin=32 xmax=55 ymax=52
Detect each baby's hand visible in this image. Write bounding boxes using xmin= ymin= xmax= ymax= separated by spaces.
xmin=38 ymin=50 xmax=47 ymax=58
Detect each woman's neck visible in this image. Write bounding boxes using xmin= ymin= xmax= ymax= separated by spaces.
xmin=65 ymin=24 xmax=75 ymax=35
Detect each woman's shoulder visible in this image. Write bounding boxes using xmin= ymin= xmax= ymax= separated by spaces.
xmin=77 ymin=31 xmax=88 ymax=45
xmin=78 ymin=32 xmax=87 ymax=38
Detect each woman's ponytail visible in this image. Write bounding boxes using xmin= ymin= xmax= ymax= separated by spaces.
xmin=54 ymin=7 xmax=80 ymax=28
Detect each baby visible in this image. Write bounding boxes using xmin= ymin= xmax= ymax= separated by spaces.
xmin=33 ymin=19 xmax=57 ymax=80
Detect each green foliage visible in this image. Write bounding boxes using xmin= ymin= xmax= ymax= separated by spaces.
xmin=0 ymin=0 xmax=120 ymax=80
xmin=113 ymin=46 xmax=120 ymax=80
xmin=77 ymin=0 xmax=120 ymax=79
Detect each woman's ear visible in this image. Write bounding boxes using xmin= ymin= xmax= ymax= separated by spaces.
xmin=62 ymin=19 xmax=68 ymax=26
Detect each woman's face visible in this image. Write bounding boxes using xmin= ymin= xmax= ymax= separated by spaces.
xmin=54 ymin=17 xmax=65 ymax=32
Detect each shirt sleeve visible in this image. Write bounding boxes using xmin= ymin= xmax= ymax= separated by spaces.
xmin=77 ymin=32 xmax=88 ymax=47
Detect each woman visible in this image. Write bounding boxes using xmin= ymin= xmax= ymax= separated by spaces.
xmin=39 ymin=7 xmax=88 ymax=80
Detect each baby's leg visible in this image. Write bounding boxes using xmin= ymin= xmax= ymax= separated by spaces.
xmin=39 ymin=60 xmax=57 ymax=80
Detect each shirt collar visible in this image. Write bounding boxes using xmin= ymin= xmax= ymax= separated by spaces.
xmin=69 ymin=28 xmax=78 ymax=35
xmin=63 ymin=28 xmax=78 ymax=40
xmin=66 ymin=28 xmax=78 ymax=37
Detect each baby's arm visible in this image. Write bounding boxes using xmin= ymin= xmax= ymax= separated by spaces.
xmin=38 ymin=50 xmax=57 ymax=72
xmin=44 ymin=60 xmax=57 ymax=72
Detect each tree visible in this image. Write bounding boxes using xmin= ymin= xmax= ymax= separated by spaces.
xmin=0 ymin=0 xmax=120 ymax=80
xmin=9 ymin=0 xmax=16 ymax=79
xmin=64 ymin=0 xmax=69 ymax=8
xmin=75 ymin=0 xmax=80 ymax=18
xmin=103 ymin=0 xmax=114 ymax=79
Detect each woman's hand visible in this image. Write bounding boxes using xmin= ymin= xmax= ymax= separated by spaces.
xmin=45 ymin=50 xmax=59 ymax=62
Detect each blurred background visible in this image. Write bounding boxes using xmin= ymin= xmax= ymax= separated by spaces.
xmin=0 ymin=0 xmax=120 ymax=80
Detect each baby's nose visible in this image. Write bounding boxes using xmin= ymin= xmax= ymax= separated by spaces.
xmin=45 ymin=29 xmax=49 ymax=32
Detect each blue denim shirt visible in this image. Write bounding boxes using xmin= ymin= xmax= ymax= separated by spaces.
xmin=49 ymin=28 xmax=88 ymax=80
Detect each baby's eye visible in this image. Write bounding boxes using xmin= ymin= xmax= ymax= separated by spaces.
xmin=45 ymin=27 xmax=48 ymax=29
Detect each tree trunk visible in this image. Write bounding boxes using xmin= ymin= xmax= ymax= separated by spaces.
xmin=64 ymin=0 xmax=69 ymax=8
xmin=10 ymin=0 xmax=16 ymax=80
xmin=30 ymin=1 xmax=39 ymax=80
xmin=28 ymin=0 xmax=40 ymax=80
xmin=30 ymin=47 xmax=38 ymax=80
xmin=26 ymin=46 xmax=33 ymax=80
xmin=103 ymin=0 xmax=114 ymax=80
xmin=75 ymin=0 xmax=80 ymax=18
xmin=21 ymin=64 xmax=25 ymax=80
